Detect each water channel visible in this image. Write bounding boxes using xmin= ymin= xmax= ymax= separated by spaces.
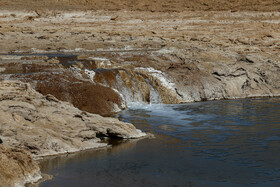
xmin=40 ymin=97 xmax=280 ymax=186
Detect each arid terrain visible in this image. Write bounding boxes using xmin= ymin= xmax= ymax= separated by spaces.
xmin=1 ymin=10 xmax=279 ymax=104
xmin=0 ymin=1 xmax=280 ymax=186
xmin=1 ymin=0 xmax=280 ymax=12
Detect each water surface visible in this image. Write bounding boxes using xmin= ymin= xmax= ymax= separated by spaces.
xmin=40 ymin=98 xmax=280 ymax=186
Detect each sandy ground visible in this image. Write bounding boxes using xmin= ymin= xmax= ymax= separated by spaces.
xmin=0 ymin=0 xmax=280 ymax=12
xmin=0 ymin=10 xmax=279 ymax=54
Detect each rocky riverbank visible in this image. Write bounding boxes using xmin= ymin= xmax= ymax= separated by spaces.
xmin=0 ymin=80 xmax=145 ymax=186
xmin=0 ymin=2 xmax=280 ymax=186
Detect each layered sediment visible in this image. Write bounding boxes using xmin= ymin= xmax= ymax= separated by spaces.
xmin=0 ymin=80 xmax=145 ymax=155
xmin=0 ymin=0 xmax=280 ymax=12
xmin=0 ymin=10 xmax=280 ymax=106
xmin=0 ymin=80 xmax=145 ymax=186
xmin=0 ymin=2 xmax=280 ymax=186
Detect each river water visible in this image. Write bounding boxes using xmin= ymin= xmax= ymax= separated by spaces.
xmin=39 ymin=98 xmax=280 ymax=186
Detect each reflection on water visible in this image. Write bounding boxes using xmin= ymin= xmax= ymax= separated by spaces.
xmin=40 ymin=98 xmax=280 ymax=186
xmin=40 ymin=138 xmax=139 ymax=173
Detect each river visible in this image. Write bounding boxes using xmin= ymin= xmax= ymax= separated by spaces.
xmin=39 ymin=97 xmax=280 ymax=186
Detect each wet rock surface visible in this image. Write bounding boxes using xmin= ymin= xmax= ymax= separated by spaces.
xmin=1 ymin=50 xmax=279 ymax=110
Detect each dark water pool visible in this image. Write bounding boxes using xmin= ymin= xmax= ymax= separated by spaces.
xmin=39 ymin=98 xmax=280 ymax=186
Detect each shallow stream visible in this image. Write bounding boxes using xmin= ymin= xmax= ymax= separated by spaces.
xmin=40 ymin=98 xmax=280 ymax=186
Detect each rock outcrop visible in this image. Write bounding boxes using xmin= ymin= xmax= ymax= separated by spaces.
xmin=160 ymin=49 xmax=280 ymax=102
xmin=0 ymin=79 xmax=146 ymax=186
xmin=0 ymin=80 xmax=145 ymax=186
xmin=0 ymin=80 xmax=145 ymax=157
xmin=67 ymin=50 xmax=280 ymax=104
xmin=0 ymin=80 xmax=145 ymax=154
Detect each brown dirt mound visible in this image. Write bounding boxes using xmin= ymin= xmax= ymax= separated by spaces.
xmin=35 ymin=73 xmax=124 ymax=116
xmin=18 ymin=71 xmax=124 ymax=116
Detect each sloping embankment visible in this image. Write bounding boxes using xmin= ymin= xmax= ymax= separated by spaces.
xmin=0 ymin=80 xmax=146 ymax=186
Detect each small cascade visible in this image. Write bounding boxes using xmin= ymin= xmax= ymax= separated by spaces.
xmin=148 ymin=82 xmax=162 ymax=104
xmin=92 ymin=68 xmax=162 ymax=106
xmin=115 ymin=74 xmax=143 ymax=104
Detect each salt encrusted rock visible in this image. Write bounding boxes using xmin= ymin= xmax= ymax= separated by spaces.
xmin=0 ymin=80 xmax=146 ymax=158
xmin=0 ymin=80 xmax=146 ymax=187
